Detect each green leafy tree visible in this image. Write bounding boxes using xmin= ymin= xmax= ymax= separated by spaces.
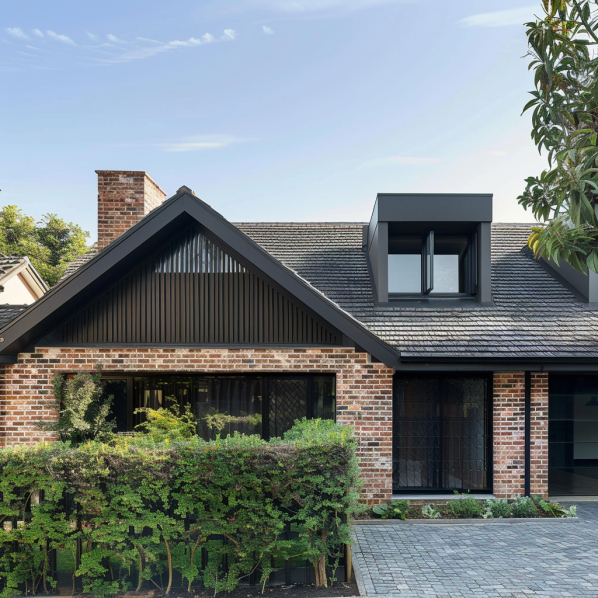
xmin=520 ymin=0 xmax=598 ymax=272
xmin=37 ymin=368 xmax=115 ymax=443
xmin=0 ymin=205 xmax=90 ymax=285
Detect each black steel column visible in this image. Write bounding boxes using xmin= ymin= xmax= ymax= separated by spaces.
xmin=524 ymin=371 xmax=531 ymax=497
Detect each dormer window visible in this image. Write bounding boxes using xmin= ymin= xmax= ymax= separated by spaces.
xmin=366 ymin=194 xmax=493 ymax=305
xmin=388 ymin=230 xmax=477 ymax=296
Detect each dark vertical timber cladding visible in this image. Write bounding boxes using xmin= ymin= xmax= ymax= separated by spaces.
xmin=56 ymin=226 xmax=340 ymax=345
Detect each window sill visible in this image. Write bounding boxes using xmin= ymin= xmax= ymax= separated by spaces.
xmin=377 ymin=296 xmax=494 ymax=308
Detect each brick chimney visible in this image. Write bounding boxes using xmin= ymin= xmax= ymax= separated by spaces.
xmin=96 ymin=170 xmax=167 ymax=250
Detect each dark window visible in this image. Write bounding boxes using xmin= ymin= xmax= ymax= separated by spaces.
xmin=103 ymin=374 xmax=335 ymax=440
xmin=102 ymin=379 xmax=130 ymax=432
xmin=388 ymin=231 xmax=477 ymax=296
xmin=393 ymin=374 xmax=490 ymax=492
xmin=549 ymin=374 xmax=598 ymax=495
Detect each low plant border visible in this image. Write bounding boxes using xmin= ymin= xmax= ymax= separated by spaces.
xmin=366 ymin=495 xmax=578 ymax=521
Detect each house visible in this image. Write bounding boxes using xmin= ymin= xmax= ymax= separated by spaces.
xmin=0 ymin=254 xmax=48 ymax=329
xmin=1 ymin=169 xmax=597 ymax=502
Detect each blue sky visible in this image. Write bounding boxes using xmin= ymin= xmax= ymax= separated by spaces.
xmin=2 ymin=1 xmax=546 ymax=243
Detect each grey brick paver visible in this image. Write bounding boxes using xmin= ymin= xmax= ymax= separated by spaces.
xmin=352 ymin=502 xmax=598 ymax=597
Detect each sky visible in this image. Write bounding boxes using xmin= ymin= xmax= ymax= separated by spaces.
xmin=2 ymin=1 xmax=548 ymax=244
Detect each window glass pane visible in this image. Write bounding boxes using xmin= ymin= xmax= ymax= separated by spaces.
xmin=393 ymin=375 xmax=488 ymax=492
xmin=432 ymin=235 xmax=469 ymax=294
xmin=549 ymin=374 xmax=598 ymax=495
xmin=388 ymin=234 xmax=422 ymax=293
xmin=433 ymin=255 xmax=459 ymax=293
xmin=388 ymin=255 xmax=421 ymax=293
xmin=132 ymin=375 xmax=335 ymax=441
xmin=102 ymin=379 xmax=128 ymax=433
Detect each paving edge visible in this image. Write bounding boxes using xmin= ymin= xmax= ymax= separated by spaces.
xmin=354 ymin=517 xmax=580 ymax=525
xmin=350 ymin=550 xmax=367 ymax=597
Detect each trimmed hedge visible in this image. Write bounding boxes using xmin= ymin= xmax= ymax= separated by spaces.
xmin=0 ymin=419 xmax=361 ymax=597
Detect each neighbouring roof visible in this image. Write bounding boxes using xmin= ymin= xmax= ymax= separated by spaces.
xmin=59 ymin=248 xmax=98 ymax=282
xmin=0 ymin=254 xmax=48 ymax=306
xmin=50 ymin=219 xmax=598 ymax=361
xmin=0 ymin=254 xmax=27 ymax=280
xmin=0 ymin=305 xmax=27 ymax=328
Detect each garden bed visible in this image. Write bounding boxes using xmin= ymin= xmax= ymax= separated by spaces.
xmin=111 ymin=580 xmax=360 ymax=597
xmin=363 ymin=496 xmax=578 ymax=521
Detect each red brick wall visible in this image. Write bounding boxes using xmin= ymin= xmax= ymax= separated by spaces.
xmin=530 ymin=372 xmax=549 ymax=497
xmin=493 ymin=372 xmax=549 ymax=499
xmin=96 ymin=171 xmax=166 ymax=250
xmin=0 ymin=347 xmax=394 ymax=502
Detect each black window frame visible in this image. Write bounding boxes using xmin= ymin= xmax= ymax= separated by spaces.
xmin=392 ymin=372 xmax=493 ymax=494
xmin=388 ymin=229 xmax=478 ymax=298
xmin=100 ymin=373 xmax=336 ymax=440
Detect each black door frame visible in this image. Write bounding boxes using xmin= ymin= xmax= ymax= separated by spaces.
xmin=392 ymin=372 xmax=493 ymax=494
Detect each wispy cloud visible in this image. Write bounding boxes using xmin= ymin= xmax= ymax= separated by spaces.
xmin=159 ymin=135 xmax=251 ymax=152
xmin=358 ymin=156 xmax=441 ymax=168
xmin=5 ymin=27 xmax=237 ymax=69
xmin=6 ymin=27 xmax=30 ymax=40
xmin=262 ymin=25 xmax=274 ymax=34
xmin=107 ymin=33 xmax=127 ymax=43
xmin=459 ymin=6 xmax=537 ymax=28
xmin=46 ymin=30 xmax=76 ymax=45
xmin=32 ymin=29 xmax=44 ymax=38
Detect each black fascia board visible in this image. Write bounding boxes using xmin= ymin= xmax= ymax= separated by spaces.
xmin=0 ymin=191 xmax=399 ymax=367
xmin=375 ymin=193 xmax=493 ymax=223
xmin=395 ymin=355 xmax=598 ymax=372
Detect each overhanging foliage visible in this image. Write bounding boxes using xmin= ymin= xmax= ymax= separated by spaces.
xmin=521 ymin=0 xmax=598 ymax=272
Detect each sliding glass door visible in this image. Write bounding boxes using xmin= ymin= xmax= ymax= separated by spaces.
xmin=393 ymin=374 xmax=490 ymax=492
xmin=549 ymin=375 xmax=598 ymax=495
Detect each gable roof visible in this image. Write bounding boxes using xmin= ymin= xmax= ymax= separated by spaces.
xmin=0 ymin=191 xmax=399 ymax=366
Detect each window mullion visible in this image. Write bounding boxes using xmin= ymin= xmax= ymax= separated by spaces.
xmin=423 ymin=231 xmax=434 ymax=294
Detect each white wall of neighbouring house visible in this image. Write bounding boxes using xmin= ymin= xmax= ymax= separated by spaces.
xmin=1 ymin=273 xmax=39 ymax=304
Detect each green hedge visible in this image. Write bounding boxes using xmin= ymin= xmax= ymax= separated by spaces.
xmin=0 ymin=419 xmax=361 ymax=597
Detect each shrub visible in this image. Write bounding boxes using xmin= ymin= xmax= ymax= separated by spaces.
xmin=371 ymin=500 xmax=410 ymax=520
xmin=421 ymin=504 xmax=441 ymax=519
xmin=448 ymin=494 xmax=483 ymax=519
xmin=37 ymin=367 xmax=114 ymax=443
xmin=134 ymin=402 xmax=197 ymax=442
xmin=511 ymin=496 xmax=539 ymax=518
xmin=0 ymin=419 xmax=360 ymax=597
xmin=482 ymin=499 xmax=513 ymax=519
xmin=532 ymin=496 xmax=577 ymax=518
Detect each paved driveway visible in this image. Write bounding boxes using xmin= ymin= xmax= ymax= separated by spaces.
xmin=352 ymin=503 xmax=598 ymax=597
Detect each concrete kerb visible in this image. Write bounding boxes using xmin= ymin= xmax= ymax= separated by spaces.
xmin=354 ymin=517 xmax=580 ymax=525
